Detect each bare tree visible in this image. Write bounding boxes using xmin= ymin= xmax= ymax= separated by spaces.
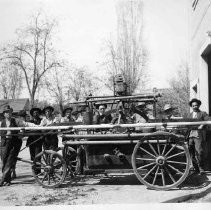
xmin=157 ymin=62 xmax=190 ymax=117
xmin=68 ymin=67 xmax=99 ymax=102
xmin=45 ymin=66 xmax=68 ymax=113
xmin=0 ymin=61 xmax=23 ymax=99
xmin=104 ymin=0 xmax=148 ymax=94
xmin=0 ymin=12 xmax=60 ymax=107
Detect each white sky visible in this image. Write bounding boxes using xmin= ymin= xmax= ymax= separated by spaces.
xmin=0 ymin=0 xmax=189 ymax=99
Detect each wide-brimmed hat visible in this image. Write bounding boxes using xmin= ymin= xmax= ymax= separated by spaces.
xmin=2 ymin=105 xmax=13 ymax=114
xmin=42 ymin=106 xmax=54 ymax=113
xmin=189 ymin=98 xmax=201 ymax=107
xmin=95 ymin=103 xmax=107 ymax=109
xmin=164 ymin=104 xmax=173 ymax=112
xmin=62 ymin=107 xmax=73 ymax=116
xmin=30 ymin=107 xmax=42 ymax=116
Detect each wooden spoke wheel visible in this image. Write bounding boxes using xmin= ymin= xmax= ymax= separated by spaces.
xmin=32 ymin=150 xmax=67 ymax=188
xmin=63 ymin=145 xmax=83 ymax=176
xmin=132 ymin=134 xmax=190 ymax=190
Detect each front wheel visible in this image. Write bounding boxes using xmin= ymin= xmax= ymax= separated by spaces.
xmin=132 ymin=134 xmax=190 ymax=190
xmin=32 ymin=150 xmax=67 ymax=188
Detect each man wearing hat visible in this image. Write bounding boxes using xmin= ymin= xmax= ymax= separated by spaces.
xmin=26 ymin=108 xmax=43 ymax=164
xmin=93 ymin=103 xmax=112 ymax=124
xmin=0 ymin=105 xmax=38 ymax=186
xmin=188 ymin=98 xmax=210 ymax=175
xmin=61 ymin=107 xmax=75 ymax=123
xmin=40 ymin=106 xmax=60 ymax=150
xmin=131 ymin=102 xmax=149 ymax=124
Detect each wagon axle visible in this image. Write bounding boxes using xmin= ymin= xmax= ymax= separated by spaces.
xmin=156 ymin=156 xmax=166 ymax=166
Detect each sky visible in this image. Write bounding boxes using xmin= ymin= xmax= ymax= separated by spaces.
xmin=0 ymin=0 xmax=189 ymax=99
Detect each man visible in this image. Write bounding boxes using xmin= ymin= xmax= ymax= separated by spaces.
xmin=131 ymin=102 xmax=149 ymax=124
xmin=26 ymin=108 xmax=42 ymax=162
xmin=61 ymin=107 xmax=75 ymax=123
xmin=188 ymin=98 xmax=210 ymax=175
xmin=0 ymin=105 xmax=37 ymax=186
xmin=163 ymin=104 xmax=174 ymax=120
xmin=11 ymin=110 xmax=28 ymax=179
xmin=40 ymin=106 xmax=60 ymax=151
xmin=93 ymin=104 xmax=112 ymax=124
xmin=130 ymin=102 xmax=152 ymax=133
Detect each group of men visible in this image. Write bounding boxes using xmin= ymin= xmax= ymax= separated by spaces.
xmin=0 ymin=105 xmax=78 ymax=187
xmin=0 ymin=97 xmax=210 ymax=186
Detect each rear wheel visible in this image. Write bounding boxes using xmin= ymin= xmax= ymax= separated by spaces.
xmin=132 ymin=134 xmax=190 ymax=190
xmin=32 ymin=150 xmax=67 ymax=188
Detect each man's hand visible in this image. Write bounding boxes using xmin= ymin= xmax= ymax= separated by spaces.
xmin=198 ymin=124 xmax=204 ymax=130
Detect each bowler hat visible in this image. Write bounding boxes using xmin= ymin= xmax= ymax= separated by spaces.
xmin=2 ymin=105 xmax=13 ymax=114
xmin=30 ymin=107 xmax=42 ymax=116
xmin=189 ymin=98 xmax=201 ymax=107
xmin=164 ymin=104 xmax=173 ymax=111
xmin=42 ymin=106 xmax=54 ymax=113
xmin=62 ymin=107 xmax=73 ymax=116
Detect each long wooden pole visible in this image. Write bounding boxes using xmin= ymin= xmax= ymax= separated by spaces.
xmin=0 ymin=121 xmax=210 ymax=131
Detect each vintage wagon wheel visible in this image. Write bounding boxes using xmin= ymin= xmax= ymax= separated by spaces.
xmin=32 ymin=150 xmax=67 ymax=188
xmin=132 ymin=133 xmax=190 ymax=190
xmin=62 ymin=145 xmax=83 ymax=176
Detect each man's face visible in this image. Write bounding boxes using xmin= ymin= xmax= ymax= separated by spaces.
xmin=33 ymin=110 xmax=39 ymax=118
xmin=165 ymin=109 xmax=172 ymax=117
xmin=65 ymin=110 xmax=72 ymax=118
xmin=4 ymin=110 xmax=12 ymax=119
xmin=45 ymin=109 xmax=52 ymax=118
xmin=98 ymin=105 xmax=106 ymax=115
xmin=191 ymin=102 xmax=200 ymax=112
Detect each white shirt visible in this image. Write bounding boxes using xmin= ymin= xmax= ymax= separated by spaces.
xmin=40 ymin=116 xmax=60 ymax=126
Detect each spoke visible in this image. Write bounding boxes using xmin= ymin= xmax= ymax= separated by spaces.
xmin=143 ymin=164 xmax=157 ymax=180
xmin=48 ymin=174 xmax=50 ymax=185
xmin=164 ymin=144 xmax=176 ymax=157
xmin=162 ymin=143 xmax=167 ymax=155
xmin=157 ymin=140 xmax=161 ymax=155
xmin=147 ymin=140 xmax=158 ymax=156
xmin=164 ymin=166 xmax=176 ymax=183
xmin=52 ymin=174 xmax=58 ymax=183
xmin=67 ymin=153 xmax=76 ymax=159
xmin=53 ymin=162 xmax=62 ymax=168
xmin=41 ymin=172 xmax=48 ymax=183
xmin=139 ymin=147 xmax=156 ymax=158
xmin=35 ymin=162 xmax=46 ymax=167
xmin=161 ymin=169 xmax=165 ymax=186
xmin=43 ymin=153 xmax=49 ymax=164
xmin=152 ymin=166 xmax=160 ymax=185
xmin=54 ymin=173 xmax=62 ymax=180
xmin=136 ymin=158 xmax=155 ymax=161
xmin=166 ymin=151 xmax=185 ymax=160
xmin=167 ymin=164 xmax=183 ymax=175
xmin=35 ymin=171 xmax=45 ymax=177
xmin=137 ymin=162 xmax=156 ymax=170
xmin=167 ymin=160 xmax=187 ymax=165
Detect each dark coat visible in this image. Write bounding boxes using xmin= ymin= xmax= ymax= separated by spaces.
xmin=188 ymin=110 xmax=210 ymax=141
xmin=26 ymin=117 xmax=42 ymax=147
xmin=93 ymin=113 xmax=112 ymax=124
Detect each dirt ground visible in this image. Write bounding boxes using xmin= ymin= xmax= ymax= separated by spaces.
xmin=1 ymin=143 xmax=211 ymax=206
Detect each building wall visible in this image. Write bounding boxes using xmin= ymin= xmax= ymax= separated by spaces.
xmin=190 ymin=0 xmax=211 ymax=169
xmin=190 ymin=0 xmax=211 ymax=112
